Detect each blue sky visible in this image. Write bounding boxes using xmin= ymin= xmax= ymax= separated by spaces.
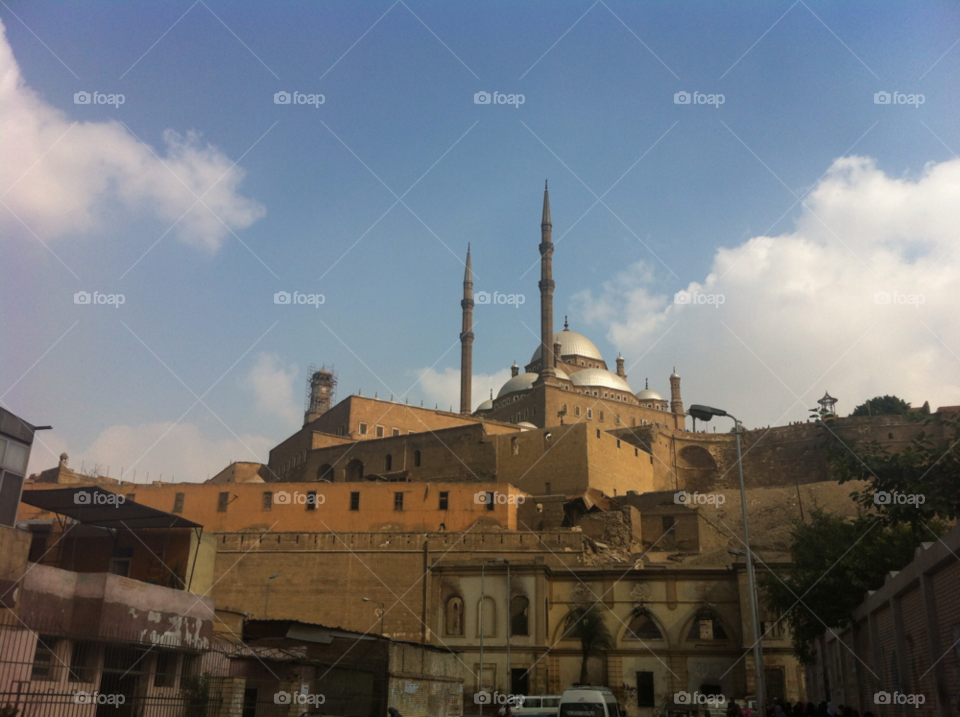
xmin=3 ymin=1 xmax=959 ymax=481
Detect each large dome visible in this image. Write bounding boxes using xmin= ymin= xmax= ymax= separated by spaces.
xmin=496 ymin=372 xmax=539 ymax=398
xmin=475 ymin=398 xmax=494 ymax=412
xmin=530 ymin=330 xmax=604 ymax=363
xmin=635 ymin=388 xmax=664 ymax=401
xmin=570 ymin=368 xmax=633 ymax=392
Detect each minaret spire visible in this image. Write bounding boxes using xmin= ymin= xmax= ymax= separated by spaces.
xmin=459 ymin=246 xmax=474 ymax=414
xmin=538 ymin=181 xmax=556 ymax=381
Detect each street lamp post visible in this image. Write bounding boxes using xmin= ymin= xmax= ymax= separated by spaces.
xmin=689 ymin=405 xmax=766 ymax=716
xmin=264 ymin=573 xmax=278 ymax=617
xmin=362 ymin=597 xmax=385 ymax=635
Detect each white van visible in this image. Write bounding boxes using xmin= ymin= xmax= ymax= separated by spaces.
xmin=512 ymin=695 xmax=561 ymax=716
xmin=558 ymin=686 xmax=622 ymax=717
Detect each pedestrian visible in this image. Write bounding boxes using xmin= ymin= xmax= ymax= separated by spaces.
xmin=387 ymin=709 xmax=402 ymax=717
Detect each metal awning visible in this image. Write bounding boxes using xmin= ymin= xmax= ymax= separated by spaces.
xmin=21 ymin=486 xmax=202 ymax=529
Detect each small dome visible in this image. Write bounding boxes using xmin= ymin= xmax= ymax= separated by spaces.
xmin=497 ymin=372 xmax=538 ymax=398
xmin=476 ymin=399 xmax=494 ymax=412
xmin=670 ymin=366 xmax=680 ymax=379
xmin=635 ymin=388 xmax=664 ymax=401
xmin=570 ymin=368 xmax=633 ymax=392
xmin=531 ymin=330 xmax=604 ymax=363
xmin=516 ymin=421 xmax=537 ymax=430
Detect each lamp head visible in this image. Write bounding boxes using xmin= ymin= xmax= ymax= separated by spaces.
xmin=688 ymin=404 xmax=729 ymax=421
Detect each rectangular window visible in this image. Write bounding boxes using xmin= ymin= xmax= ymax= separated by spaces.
xmin=575 ymin=406 xmax=581 ymax=417
xmin=127 ymin=493 xmax=136 ymax=503
xmin=350 ymin=492 xmax=360 ymax=511
xmin=599 ymin=411 xmax=604 ymax=422
xmin=68 ymin=641 xmax=95 ymax=682
xmin=596 ymin=429 xmax=601 ymax=438
xmin=393 ymin=492 xmax=404 ymax=511
xmin=262 ymin=492 xmax=273 ymax=511
xmin=439 ymin=491 xmax=449 ymax=510
xmin=637 ymin=672 xmax=655 ymax=707
xmin=173 ymin=492 xmax=185 ymax=513
xmin=359 ymin=422 xmax=368 ymax=435
xmin=376 ymin=425 xmax=384 ymax=438
xmin=31 ymin=636 xmax=58 ymax=680
xmin=306 ymin=491 xmax=317 ymax=511
xmin=154 ymin=650 xmax=176 ymax=688
xmin=485 ymin=492 xmax=495 ymax=511
xmin=545 ymin=482 xmax=551 ymax=494
xmin=392 ymin=428 xmax=400 ymax=436
xmin=217 ymin=492 xmax=229 ymax=512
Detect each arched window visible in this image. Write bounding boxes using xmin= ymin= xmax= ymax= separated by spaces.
xmin=626 ymin=611 xmax=663 ymax=640
xmin=575 ymin=406 xmax=581 ymax=417
xmin=631 ymin=418 xmax=636 ymax=427
xmin=317 ymin=464 xmax=333 ymax=482
xmin=445 ymin=595 xmax=464 ymax=636
xmin=414 ymin=450 xmax=421 ymax=467
xmin=346 ymin=459 xmax=363 ymax=482
xmin=477 ymin=596 xmax=496 ymax=637
xmin=687 ymin=610 xmax=728 ymax=640
xmin=385 ymin=454 xmax=392 ymax=471
xmin=510 ymin=595 xmax=530 ymax=636
xmin=586 ymin=409 xmax=593 ymax=420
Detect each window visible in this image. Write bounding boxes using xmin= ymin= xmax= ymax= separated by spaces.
xmin=575 ymin=406 xmax=581 ymax=417
xmin=31 ymin=636 xmax=58 ymax=680
xmin=445 ymin=595 xmax=464 ymax=636
xmin=586 ymin=409 xmax=592 ymax=419
xmin=637 ymin=672 xmax=655 ymax=707
xmin=615 ymin=415 xmax=620 ymax=426
xmin=414 ymin=450 xmax=421 ymax=467
xmin=392 ymin=428 xmax=400 ymax=436
xmin=217 ymin=492 xmax=229 ymax=512
xmin=154 ymin=650 xmax=176 ymax=687
xmin=617 ymin=440 xmax=621 ymax=448
xmin=306 ymin=491 xmax=317 ymax=511
xmin=349 ymin=492 xmax=360 ymax=511
xmin=110 ymin=548 xmax=132 ymax=577
xmin=127 ymin=493 xmax=136 ymax=503
xmin=68 ymin=641 xmax=95 ymax=682
xmin=375 ymin=425 xmax=384 ymax=438
xmin=599 ymin=411 xmax=604 ymax=422
xmin=687 ymin=612 xmax=728 ymax=640
xmin=485 ymin=492 xmax=495 ymax=511
xmin=627 ymin=612 xmax=664 ymax=640
xmin=631 ymin=418 xmax=636 ymax=427
xmin=510 ymin=595 xmax=530 ymax=636
xmin=545 ymin=482 xmax=551 ymax=494
xmin=635 ymin=448 xmax=639 ymax=457
xmin=439 ymin=491 xmax=449 ymax=510
xmin=317 ymin=464 xmax=333 ymax=481
xmin=359 ymin=422 xmax=368 ymax=435
xmin=596 ymin=429 xmax=601 ymax=438
xmin=393 ymin=492 xmax=404 ymax=511
xmin=173 ymin=493 xmax=184 ymax=513
xmin=385 ymin=454 xmax=392 ymax=471
xmin=262 ymin=492 xmax=273 ymax=511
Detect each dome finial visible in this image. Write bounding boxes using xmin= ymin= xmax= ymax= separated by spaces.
xmin=645 ymin=378 xmax=649 ymax=389
xmin=564 ymin=315 xmax=569 ymax=330
xmin=545 ymin=179 xmax=548 ymax=190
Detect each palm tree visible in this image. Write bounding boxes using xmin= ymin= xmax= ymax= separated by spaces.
xmin=564 ymin=603 xmax=614 ymax=684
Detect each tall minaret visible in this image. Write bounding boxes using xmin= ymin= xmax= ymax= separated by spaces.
xmin=460 ymin=245 xmax=474 ymax=414
xmin=538 ymin=181 xmax=556 ymax=381
xmin=670 ymin=368 xmax=683 ymax=415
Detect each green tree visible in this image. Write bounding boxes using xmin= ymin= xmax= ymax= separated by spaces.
xmin=564 ymin=603 xmax=614 ymax=684
xmin=850 ymin=395 xmax=910 ymax=417
xmin=819 ymin=412 xmax=960 ymax=525
xmin=762 ymin=511 xmax=942 ymax=662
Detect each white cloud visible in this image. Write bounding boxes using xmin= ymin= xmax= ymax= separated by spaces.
xmin=27 ymin=423 xmax=275 ymax=484
xmin=0 ymin=18 xmax=264 ymax=251
xmin=577 ymin=156 xmax=960 ymax=426
xmin=243 ymin=353 xmax=301 ymax=427
xmin=413 ymin=367 xmax=513 ymax=412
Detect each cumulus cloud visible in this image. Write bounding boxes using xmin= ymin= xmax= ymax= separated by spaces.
xmin=0 ymin=18 xmax=264 ymax=251
xmin=414 ymin=367 xmax=513 ymax=412
xmin=27 ymin=423 xmax=276 ymax=484
xmin=577 ymin=156 xmax=960 ymax=427
xmin=243 ymin=353 xmax=301 ymax=427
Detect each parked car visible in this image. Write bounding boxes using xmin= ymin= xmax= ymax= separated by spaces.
xmin=513 ymin=695 xmax=561 ymax=716
xmin=558 ymin=686 xmax=622 ymax=717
